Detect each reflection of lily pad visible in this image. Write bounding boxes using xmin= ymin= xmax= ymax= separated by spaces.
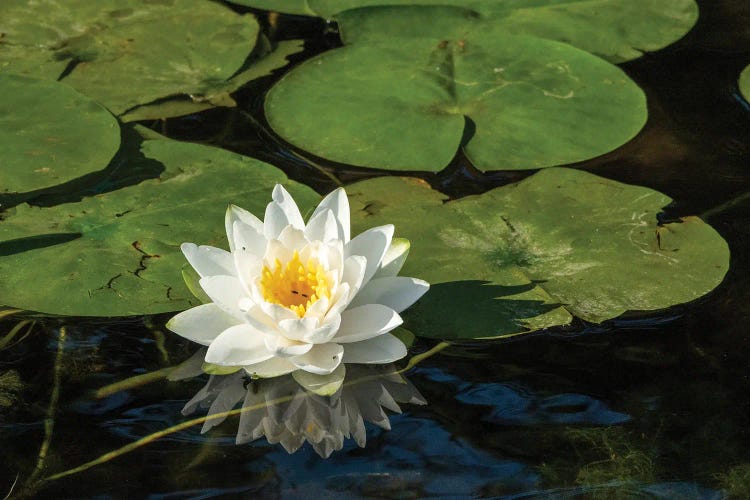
xmin=235 ymin=0 xmax=697 ymax=63
xmin=0 ymin=140 xmax=319 ymax=316
xmin=740 ymin=64 xmax=750 ymax=102
xmin=0 ymin=0 xmax=262 ymax=117
xmin=347 ymin=170 xmax=729 ymax=339
xmin=266 ymin=35 xmax=646 ymax=172
xmin=0 ymin=74 xmax=120 ymax=194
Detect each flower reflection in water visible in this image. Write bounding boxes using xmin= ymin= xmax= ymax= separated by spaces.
xmin=173 ymin=355 xmax=425 ymax=458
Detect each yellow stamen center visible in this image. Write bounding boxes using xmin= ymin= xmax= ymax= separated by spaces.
xmin=260 ymin=250 xmax=330 ymax=317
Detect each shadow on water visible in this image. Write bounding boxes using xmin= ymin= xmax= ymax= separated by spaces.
xmin=405 ymin=280 xmax=561 ymax=340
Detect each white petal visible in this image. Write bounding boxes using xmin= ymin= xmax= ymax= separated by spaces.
xmin=166 ymin=304 xmax=241 ymax=346
xmin=342 ymin=333 xmax=407 ymax=364
xmin=244 ymin=305 xmax=281 ymax=334
xmin=233 ymin=220 xmax=267 ymax=258
xmin=258 ymin=301 xmax=298 ymax=323
xmin=291 ymin=343 xmax=343 ymax=375
xmin=324 ymin=283 xmax=351 ymax=322
xmin=226 ymin=204 xmax=264 ymax=252
xmin=348 ymin=277 xmax=429 ymax=313
xmin=199 ymin=275 xmax=247 ymax=320
xmin=232 ymin=244 xmax=263 ymax=295
xmin=303 ymin=294 xmax=329 ymax=322
xmin=341 ymin=255 xmax=367 ymax=294
xmin=278 ymin=225 xmax=308 ymax=250
xmin=333 ymin=304 xmax=403 ymax=343
xmin=292 ymin=363 xmax=346 ymax=396
xmin=374 ymin=238 xmax=410 ymax=278
xmin=205 ymin=324 xmax=273 ymax=366
xmin=346 ymin=225 xmax=394 ymax=286
xmin=262 ymin=239 xmax=294 ymax=268
xmin=278 ymin=316 xmax=318 ymax=341
xmin=304 ymin=209 xmax=339 ymax=243
xmin=181 ymin=243 xmax=235 ymax=278
xmin=243 ymin=357 xmax=297 ymax=378
xmin=311 ymin=187 xmax=350 ymax=242
xmin=263 ymin=334 xmax=313 ymax=358
xmin=264 ymin=185 xmax=304 ymax=239
xmin=303 ymin=314 xmax=341 ymax=344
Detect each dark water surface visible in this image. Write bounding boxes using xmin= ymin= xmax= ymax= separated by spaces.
xmin=2 ymin=1 xmax=750 ymax=498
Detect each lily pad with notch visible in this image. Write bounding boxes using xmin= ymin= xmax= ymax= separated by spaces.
xmin=265 ymin=34 xmax=646 ymax=172
xmin=347 ymin=170 xmax=729 ymax=339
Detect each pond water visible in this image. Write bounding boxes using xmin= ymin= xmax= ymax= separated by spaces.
xmin=2 ymin=0 xmax=750 ymax=498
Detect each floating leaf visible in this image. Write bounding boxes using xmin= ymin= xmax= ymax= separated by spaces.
xmin=346 ymin=170 xmax=729 ymax=339
xmin=234 ymin=0 xmax=697 ymax=63
xmin=336 ymin=0 xmax=698 ymax=63
xmin=119 ymin=39 xmax=306 ymax=122
xmin=0 ymin=74 xmax=120 ymax=194
xmin=0 ymin=0 xmax=261 ymax=117
xmin=266 ymin=35 xmax=646 ymax=172
xmin=740 ymin=64 xmax=750 ymax=103
xmin=0 ymin=140 xmax=319 ymax=316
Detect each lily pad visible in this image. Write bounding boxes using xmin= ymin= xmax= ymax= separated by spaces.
xmin=740 ymin=64 xmax=750 ymax=103
xmin=233 ymin=0 xmax=697 ymax=63
xmin=346 ymin=170 xmax=729 ymax=339
xmin=119 ymin=39 xmax=305 ymax=122
xmin=336 ymin=0 xmax=698 ymax=63
xmin=0 ymin=0 xmax=261 ymax=117
xmin=265 ymin=35 xmax=646 ymax=172
xmin=0 ymin=74 xmax=120 ymax=194
xmin=0 ymin=140 xmax=319 ymax=316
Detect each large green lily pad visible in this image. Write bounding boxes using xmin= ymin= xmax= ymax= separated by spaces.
xmin=336 ymin=0 xmax=698 ymax=63
xmin=740 ymin=64 xmax=750 ymax=103
xmin=233 ymin=0 xmax=697 ymax=63
xmin=0 ymin=74 xmax=120 ymax=195
xmin=0 ymin=0 xmax=261 ymax=117
xmin=347 ymin=170 xmax=729 ymax=339
xmin=0 ymin=140 xmax=319 ymax=316
xmin=265 ymin=35 xmax=646 ymax=172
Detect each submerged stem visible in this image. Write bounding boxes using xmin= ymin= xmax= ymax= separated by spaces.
xmin=0 ymin=309 xmax=23 ymax=321
xmin=27 ymin=326 xmax=67 ymax=486
xmin=93 ymin=367 xmax=174 ymax=399
xmin=701 ymin=189 xmax=750 ymax=219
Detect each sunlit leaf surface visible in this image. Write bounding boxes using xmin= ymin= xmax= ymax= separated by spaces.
xmin=0 ymin=75 xmax=120 ymax=194
xmin=266 ymin=35 xmax=646 ymax=172
xmin=347 ymin=169 xmax=729 ymax=339
xmin=0 ymin=0 xmax=261 ymax=117
xmin=0 ymin=140 xmax=319 ymax=316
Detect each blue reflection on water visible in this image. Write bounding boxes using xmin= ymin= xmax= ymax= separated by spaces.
xmin=420 ymin=367 xmax=630 ymax=426
xmin=260 ymin=414 xmax=541 ymax=498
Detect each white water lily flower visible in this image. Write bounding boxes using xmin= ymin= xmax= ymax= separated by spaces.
xmin=167 ymin=185 xmax=429 ymax=377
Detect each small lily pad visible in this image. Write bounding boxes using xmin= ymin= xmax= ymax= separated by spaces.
xmin=0 ymin=140 xmax=319 ymax=316
xmin=346 ymin=170 xmax=729 ymax=339
xmin=740 ymin=64 xmax=750 ymax=103
xmin=266 ymin=35 xmax=646 ymax=172
xmin=0 ymin=0 xmax=262 ymax=118
xmin=0 ymin=74 xmax=120 ymax=194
